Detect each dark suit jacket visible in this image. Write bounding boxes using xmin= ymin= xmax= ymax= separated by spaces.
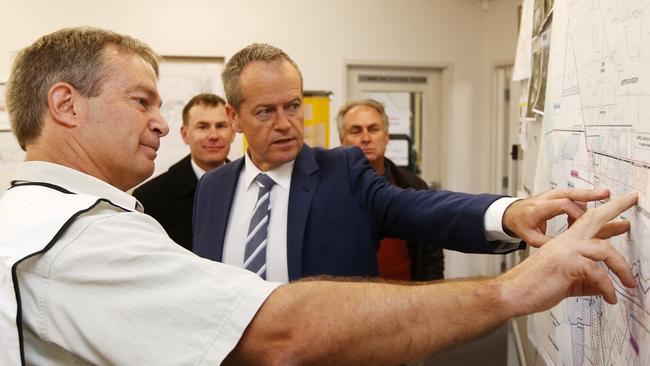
xmin=193 ymin=145 xmax=508 ymax=281
xmin=133 ymin=155 xmax=197 ymax=250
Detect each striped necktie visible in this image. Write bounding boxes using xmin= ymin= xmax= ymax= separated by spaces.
xmin=244 ymin=173 xmax=276 ymax=279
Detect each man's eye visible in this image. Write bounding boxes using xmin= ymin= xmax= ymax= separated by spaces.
xmin=257 ymin=109 xmax=272 ymax=117
xmin=134 ymin=97 xmax=147 ymax=107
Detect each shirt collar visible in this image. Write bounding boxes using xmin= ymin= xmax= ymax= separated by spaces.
xmin=243 ymin=152 xmax=294 ymax=191
xmin=11 ymin=161 xmax=142 ymax=212
xmin=190 ymin=157 xmax=206 ymax=180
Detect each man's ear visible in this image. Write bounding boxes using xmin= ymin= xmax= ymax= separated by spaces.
xmin=180 ymin=124 xmax=189 ymax=144
xmin=47 ymin=82 xmax=82 ymax=127
xmin=226 ymin=104 xmax=243 ymax=133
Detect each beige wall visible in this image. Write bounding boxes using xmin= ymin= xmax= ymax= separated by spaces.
xmin=0 ymin=0 xmax=520 ymax=191
xmin=0 ymin=0 xmax=521 ymax=277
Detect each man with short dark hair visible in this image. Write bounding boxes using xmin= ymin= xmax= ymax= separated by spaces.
xmin=0 ymin=29 xmax=638 ymax=366
xmin=338 ymin=98 xmax=444 ymax=281
xmin=133 ymin=93 xmax=234 ymax=250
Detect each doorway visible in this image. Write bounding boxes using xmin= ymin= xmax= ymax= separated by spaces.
xmin=346 ymin=64 xmax=448 ymax=189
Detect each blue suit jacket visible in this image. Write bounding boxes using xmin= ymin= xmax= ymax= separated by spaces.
xmin=193 ymin=145 xmax=506 ymax=281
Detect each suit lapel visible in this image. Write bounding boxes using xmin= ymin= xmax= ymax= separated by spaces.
xmin=170 ymin=155 xmax=199 ymax=197
xmin=287 ymin=146 xmax=319 ymax=280
xmin=211 ymin=159 xmax=244 ymax=261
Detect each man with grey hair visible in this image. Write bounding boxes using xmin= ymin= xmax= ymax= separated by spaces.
xmin=0 ymin=29 xmax=639 ymax=366
xmin=337 ymin=99 xmax=444 ymax=281
xmin=336 ymin=99 xmax=391 ymax=174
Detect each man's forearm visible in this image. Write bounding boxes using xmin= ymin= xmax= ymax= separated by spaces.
xmin=224 ymin=191 xmax=639 ymax=365
xmin=225 ymin=277 xmax=513 ymax=366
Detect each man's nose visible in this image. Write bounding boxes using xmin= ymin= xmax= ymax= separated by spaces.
xmin=360 ymin=129 xmax=371 ymax=142
xmin=208 ymin=126 xmax=220 ymax=139
xmin=274 ymin=109 xmax=292 ymax=130
xmin=150 ymin=109 xmax=169 ymax=137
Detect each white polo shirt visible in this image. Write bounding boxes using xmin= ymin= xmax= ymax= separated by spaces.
xmin=5 ymin=161 xmax=279 ymax=365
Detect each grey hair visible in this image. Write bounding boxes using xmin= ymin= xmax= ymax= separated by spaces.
xmin=336 ymin=99 xmax=389 ymax=136
xmin=222 ymin=43 xmax=303 ymax=111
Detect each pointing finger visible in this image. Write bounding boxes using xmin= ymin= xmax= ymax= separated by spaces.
xmin=565 ymin=192 xmax=637 ymax=239
xmin=572 ymin=239 xmax=635 ymax=288
xmin=544 ymin=188 xmax=609 ymax=202
xmin=595 ymin=220 xmax=631 ymax=239
xmin=538 ymin=198 xmax=586 ymax=222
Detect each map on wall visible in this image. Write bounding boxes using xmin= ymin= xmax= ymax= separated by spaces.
xmin=529 ymin=0 xmax=650 ymax=365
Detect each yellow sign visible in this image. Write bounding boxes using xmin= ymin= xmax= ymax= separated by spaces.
xmin=303 ymin=94 xmax=330 ymax=148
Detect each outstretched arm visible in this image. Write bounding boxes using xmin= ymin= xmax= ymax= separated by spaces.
xmin=225 ymin=192 xmax=638 ymax=366
xmin=225 ymin=277 xmax=510 ymax=366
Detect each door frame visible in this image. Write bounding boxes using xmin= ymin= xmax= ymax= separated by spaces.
xmin=491 ymin=61 xmax=522 ymax=197
xmin=343 ymin=60 xmax=452 ymax=188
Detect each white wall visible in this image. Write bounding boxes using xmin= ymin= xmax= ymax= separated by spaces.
xmin=0 ymin=0 xmax=522 ymax=277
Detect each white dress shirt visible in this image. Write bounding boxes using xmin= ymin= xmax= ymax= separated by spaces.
xmin=190 ymin=158 xmax=207 ymax=180
xmin=222 ymin=153 xmax=520 ymax=283
xmin=484 ymin=197 xmax=521 ymax=242
xmin=223 ymin=154 xmax=293 ymax=283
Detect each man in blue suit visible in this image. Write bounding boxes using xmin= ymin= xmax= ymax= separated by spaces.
xmin=193 ymin=43 xmax=602 ymax=282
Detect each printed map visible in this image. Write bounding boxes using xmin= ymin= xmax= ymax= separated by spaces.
xmin=529 ymin=1 xmax=650 ymax=365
